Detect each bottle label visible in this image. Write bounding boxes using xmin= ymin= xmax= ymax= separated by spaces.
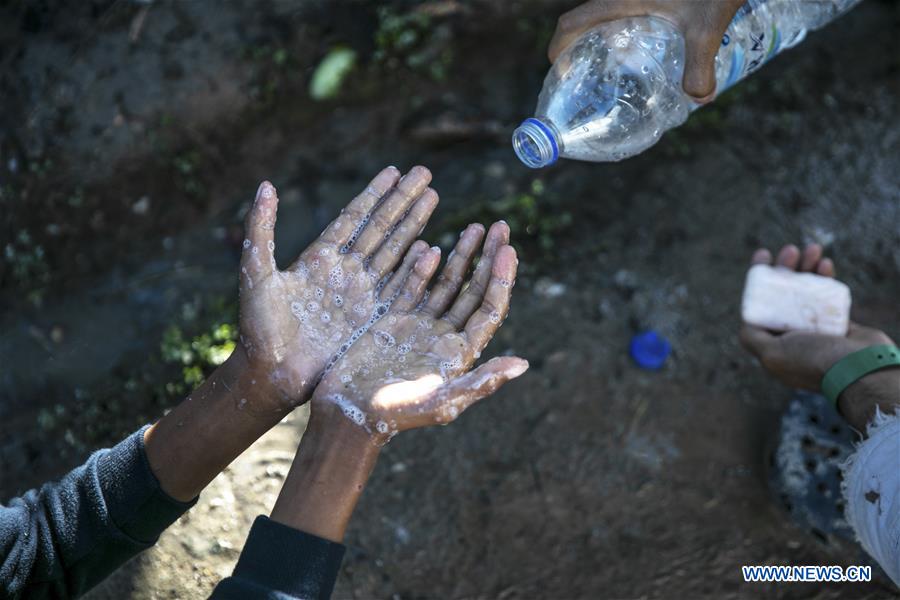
xmin=744 ymin=22 xmax=781 ymax=75
xmin=721 ymin=7 xmax=782 ymax=91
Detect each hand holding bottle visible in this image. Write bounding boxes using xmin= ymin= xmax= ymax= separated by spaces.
xmin=517 ymin=0 xmax=863 ymax=166
xmin=549 ymin=0 xmax=745 ymax=101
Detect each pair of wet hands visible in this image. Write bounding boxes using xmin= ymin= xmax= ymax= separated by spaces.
xmin=236 ymin=166 xmax=528 ymax=444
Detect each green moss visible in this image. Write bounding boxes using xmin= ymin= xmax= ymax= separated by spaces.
xmin=434 ymin=179 xmax=572 ymax=262
xmin=3 ymin=227 xmax=50 ymax=304
xmin=373 ymin=7 xmax=453 ymax=82
xmin=172 ymin=150 xmax=205 ymax=197
xmin=160 ymin=320 xmax=237 ymax=390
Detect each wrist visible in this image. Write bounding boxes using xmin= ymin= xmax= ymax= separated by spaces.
xmin=144 ymin=343 xmax=293 ymax=502
xmin=270 ymin=404 xmax=381 ymax=542
xmin=237 ymin=342 xmax=318 ymax=412
xmin=838 ymin=367 xmax=900 ymax=434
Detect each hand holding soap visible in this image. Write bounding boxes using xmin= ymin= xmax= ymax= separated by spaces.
xmin=741 ymin=264 xmax=851 ymax=336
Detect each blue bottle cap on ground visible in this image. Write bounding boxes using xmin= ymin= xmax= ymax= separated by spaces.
xmin=629 ymin=331 xmax=671 ymax=370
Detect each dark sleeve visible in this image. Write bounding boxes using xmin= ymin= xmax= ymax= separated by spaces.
xmin=0 ymin=425 xmax=196 ymax=599
xmin=210 ymin=516 xmax=345 ymax=600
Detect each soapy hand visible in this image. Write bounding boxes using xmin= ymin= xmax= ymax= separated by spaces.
xmin=548 ymin=0 xmax=745 ymax=101
xmin=740 ymin=243 xmax=895 ymax=391
xmin=237 ymin=166 xmax=440 ymax=412
xmin=312 ymin=221 xmax=529 ymax=442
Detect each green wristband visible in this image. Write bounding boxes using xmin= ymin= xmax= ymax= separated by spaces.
xmin=821 ymin=344 xmax=900 ymax=405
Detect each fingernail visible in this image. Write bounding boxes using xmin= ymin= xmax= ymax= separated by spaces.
xmin=256 ymin=181 xmax=274 ymax=203
xmin=507 ymin=360 xmax=529 ymax=378
xmin=430 ymin=245 xmax=441 ymax=254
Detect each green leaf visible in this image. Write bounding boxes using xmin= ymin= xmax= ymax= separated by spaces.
xmin=309 ymin=47 xmax=357 ymax=101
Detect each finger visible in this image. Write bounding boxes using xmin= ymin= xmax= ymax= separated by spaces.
xmin=379 ymin=241 xmax=429 ymax=302
xmin=847 ymin=321 xmax=868 ymax=338
xmin=444 ymin=221 xmax=510 ymax=328
xmin=428 ymin=357 xmax=529 ymax=424
xmin=683 ymin=0 xmax=743 ymax=100
xmin=423 ymin=223 xmax=486 ymax=316
xmin=817 ymin=258 xmax=835 ymax=278
xmin=775 ymin=244 xmax=801 ymax=270
xmin=352 ymin=166 xmax=432 ymax=257
xmin=464 ymin=245 xmax=518 ymax=354
xmin=800 ymin=243 xmax=823 ymax=273
xmin=242 ymin=181 xmax=279 ymax=281
xmin=751 ymin=248 xmax=773 ymax=265
xmin=739 ymin=324 xmax=778 ymax=359
xmin=317 ymin=166 xmax=401 ymax=249
xmin=368 ymin=188 xmax=439 ymax=278
xmin=846 ymin=321 xmax=890 ymax=341
xmin=682 ymin=31 xmax=721 ymax=101
xmin=391 ymin=247 xmax=441 ymax=312
xmin=547 ymin=2 xmax=637 ymax=63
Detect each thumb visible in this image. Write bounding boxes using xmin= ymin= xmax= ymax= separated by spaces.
xmin=241 ymin=180 xmax=279 ymax=282
xmin=428 ymin=357 xmax=529 ymax=423
xmin=679 ymin=0 xmax=745 ymax=102
xmin=681 ymin=29 xmax=722 ymax=102
xmin=739 ymin=323 xmax=778 ymax=360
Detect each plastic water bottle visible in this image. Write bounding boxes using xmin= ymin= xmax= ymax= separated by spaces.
xmin=513 ymin=0 xmax=862 ymax=168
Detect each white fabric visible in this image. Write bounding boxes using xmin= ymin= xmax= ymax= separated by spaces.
xmin=842 ymin=407 xmax=900 ymax=587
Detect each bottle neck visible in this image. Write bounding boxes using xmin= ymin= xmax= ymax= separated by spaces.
xmin=512 ymin=118 xmax=560 ymax=169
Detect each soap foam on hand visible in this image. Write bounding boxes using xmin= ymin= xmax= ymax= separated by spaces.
xmin=741 ymin=264 xmax=851 ymax=336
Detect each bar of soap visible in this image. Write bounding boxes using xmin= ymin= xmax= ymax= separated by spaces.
xmin=741 ymin=264 xmax=851 ymax=336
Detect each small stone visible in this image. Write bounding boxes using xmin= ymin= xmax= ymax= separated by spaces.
xmin=534 ymin=278 xmax=566 ymax=298
xmin=132 ymin=196 xmax=151 ymax=215
xmin=613 ymin=269 xmax=638 ymax=289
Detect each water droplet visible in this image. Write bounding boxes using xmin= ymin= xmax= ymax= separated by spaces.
xmin=329 ymin=266 xmax=344 ymax=288
xmin=373 ymin=330 xmax=396 ymax=348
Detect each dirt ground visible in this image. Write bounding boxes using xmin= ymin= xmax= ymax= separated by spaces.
xmin=1 ymin=1 xmax=899 ymax=598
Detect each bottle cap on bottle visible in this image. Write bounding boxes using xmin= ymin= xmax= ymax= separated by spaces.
xmin=629 ymin=330 xmax=671 ymax=370
xmin=513 ymin=118 xmax=558 ymax=169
